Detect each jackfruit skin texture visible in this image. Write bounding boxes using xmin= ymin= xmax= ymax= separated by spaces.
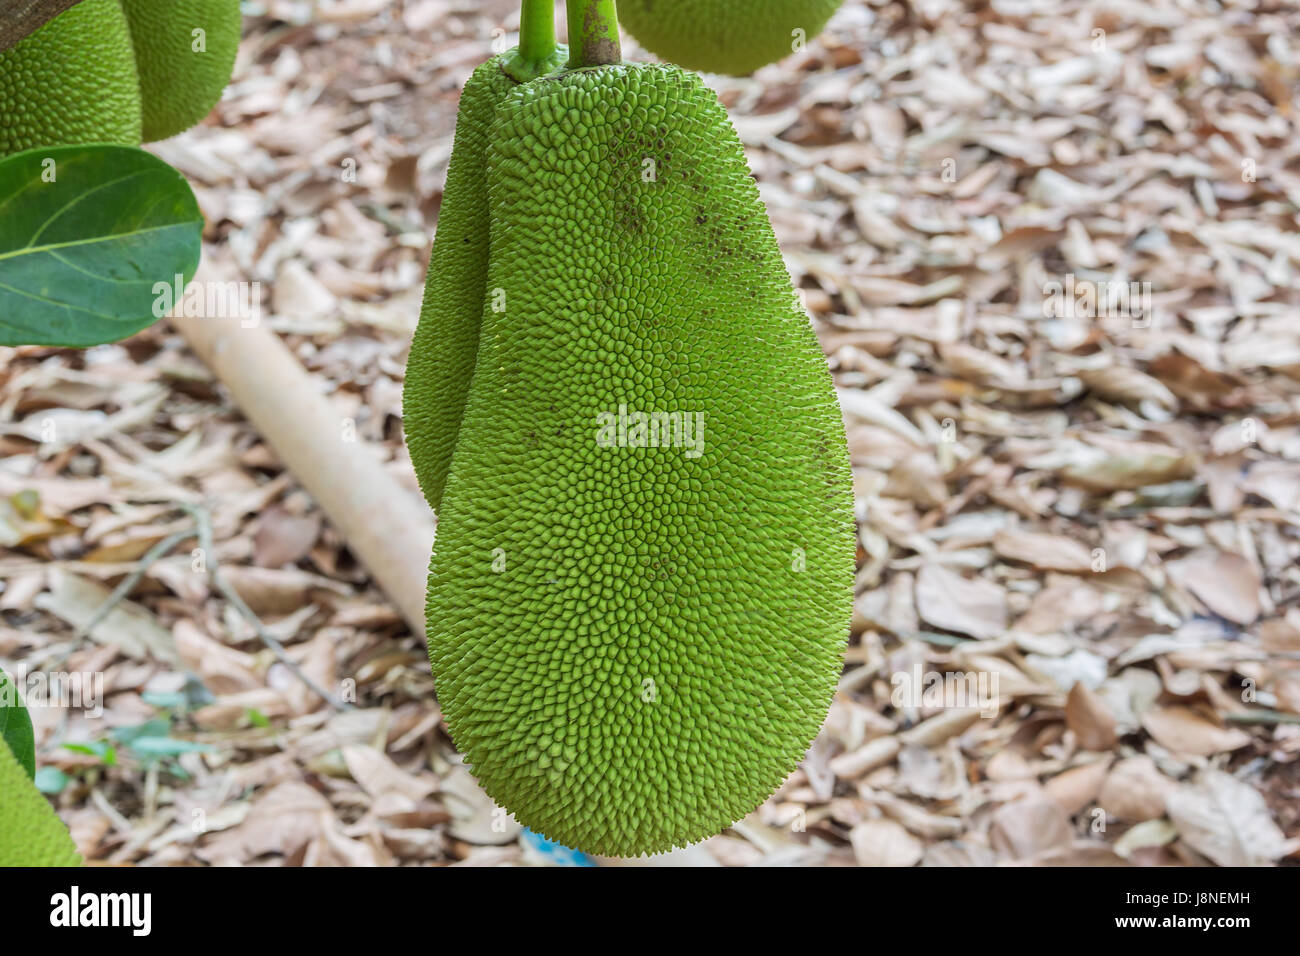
xmin=0 ymin=0 xmax=142 ymax=157
xmin=0 ymin=738 xmax=81 ymax=866
xmin=427 ymin=63 xmax=854 ymax=857
xmin=119 ymin=0 xmax=241 ymax=142
xmin=404 ymin=57 xmax=519 ymax=513
xmin=619 ymin=0 xmax=843 ymax=75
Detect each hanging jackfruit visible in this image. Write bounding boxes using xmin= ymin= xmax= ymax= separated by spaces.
xmin=0 ymin=0 xmax=240 ymax=158
xmin=0 ymin=0 xmax=142 ymax=156
xmin=619 ymin=0 xmax=843 ymax=75
xmin=0 ymin=730 xmax=80 ymax=866
xmin=119 ymin=0 xmax=242 ymax=143
xmin=414 ymin=60 xmax=854 ymax=857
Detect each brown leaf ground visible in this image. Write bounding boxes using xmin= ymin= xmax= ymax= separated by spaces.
xmin=1 ymin=0 xmax=1298 ymax=865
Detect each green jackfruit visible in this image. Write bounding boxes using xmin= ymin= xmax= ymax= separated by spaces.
xmin=405 ymin=45 xmax=569 ymax=511
xmin=404 ymin=58 xmax=523 ymax=513
xmin=422 ymin=62 xmax=854 ymax=857
xmin=619 ymin=0 xmax=843 ymax=75
xmin=119 ymin=0 xmax=242 ymax=142
xmin=0 ymin=0 xmax=142 ymax=156
xmin=0 ymin=733 xmax=81 ymax=866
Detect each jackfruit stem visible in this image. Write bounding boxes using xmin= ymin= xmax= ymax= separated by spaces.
xmin=565 ymin=0 xmax=621 ymax=68
xmin=519 ymin=0 xmax=557 ymax=67
xmin=504 ymin=0 xmax=564 ymax=81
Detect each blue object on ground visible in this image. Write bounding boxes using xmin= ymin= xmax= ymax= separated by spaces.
xmin=520 ymin=828 xmax=597 ymax=866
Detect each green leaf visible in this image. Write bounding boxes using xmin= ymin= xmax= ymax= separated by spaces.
xmin=126 ymin=736 xmax=214 ymax=757
xmin=62 ymin=740 xmax=116 ymax=765
xmin=109 ymin=717 xmax=171 ymax=745
xmin=34 ymin=766 xmax=69 ymax=794
xmin=0 ymin=144 xmax=203 ymax=347
xmin=0 ymin=669 xmax=36 ymax=779
xmin=141 ymin=690 xmax=188 ymax=710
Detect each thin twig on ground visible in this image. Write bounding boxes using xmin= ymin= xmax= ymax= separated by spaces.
xmin=184 ymin=503 xmax=353 ymax=712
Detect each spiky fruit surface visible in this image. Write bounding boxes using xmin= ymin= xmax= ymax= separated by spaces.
xmin=424 ymin=63 xmax=854 ymax=857
xmin=0 ymin=0 xmax=142 ymax=156
xmin=404 ymin=57 xmax=520 ymax=513
xmin=619 ymin=0 xmax=843 ymax=75
xmin=0 ymin=738 xmax=80 ymax=866
xmin=119 ymin=0 xmax=241 ymax=142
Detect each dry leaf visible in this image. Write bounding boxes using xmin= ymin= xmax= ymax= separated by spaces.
xmin=197 ymin=782 xmax=329 ymax=863
xmin=1241 ymin=461 xmax=1300 ymax=511
xmin=994 ymin=529 xmax=1094 ymax=572
xmin=1167 ymin=771 xmax=1288 ymax=866
xmin=1027 ymin=436 xmax=1195 ymax=491
xmin=254 ymin=507 xmax=323 ymax=567
xmin=1078 ymin=365 xmax=1178 ymax=411
xmin=989 ymin=797 xmax=1073 ymax=860
xmin=174 ymin=619 xmax=261 ymax=694
xmin=1114 ymin=819 xmax=1178 ymax=859
xmin=828 ymin=736 xmax=901 ymax=779
xmin=1098 ymin=757 xmax=1177 ymax=823
xmin=1066 ymin=682 xmax=1119 ymax=751
xmin=1044 ymin=759 xmax=1112 ymax=817
xmin=341 ymin=745 xmax=437 ymax=802
xmin=440 ymin=766 xmax=519 ymax=846
xmin=1169 ymin=550 xmax=1262 ymax=625
xmin=1141 ymin=706 xmax=1251 ymax=757
xmin=1260 ymin=613 xmax=1300 ymax=653
xmin=220 ymin=564 xmax=347 ymax=616
xmin=849 ymin=818 xmax=923 ymax=867
xmin=35 ymin=569 xmax=177 ymax=663
xmin=915 ymin=562 xmax=1008 ymax=639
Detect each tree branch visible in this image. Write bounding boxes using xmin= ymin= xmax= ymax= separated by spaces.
xmin=565 ymin=0 xmax=621 ymax=69
xmin=171 ymin=258 xmax=437 ymax=641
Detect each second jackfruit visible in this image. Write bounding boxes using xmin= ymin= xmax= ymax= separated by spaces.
xmin=619 ymin=0 xmax=843 ymax=75
xmin=0 ymin=0 xmax=142 ymax=156
xmin=0 ymin=731 xmax=80 ymax=866
xmin=404 ymin=57 xmax=525 ymax=513
xmin=119 ymin=0 xmax=242 ymax=143
xmin=405 ymin=45 xmax=569 ymax=512
xmin=0 ymin=0 xmax=240 ymax=156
